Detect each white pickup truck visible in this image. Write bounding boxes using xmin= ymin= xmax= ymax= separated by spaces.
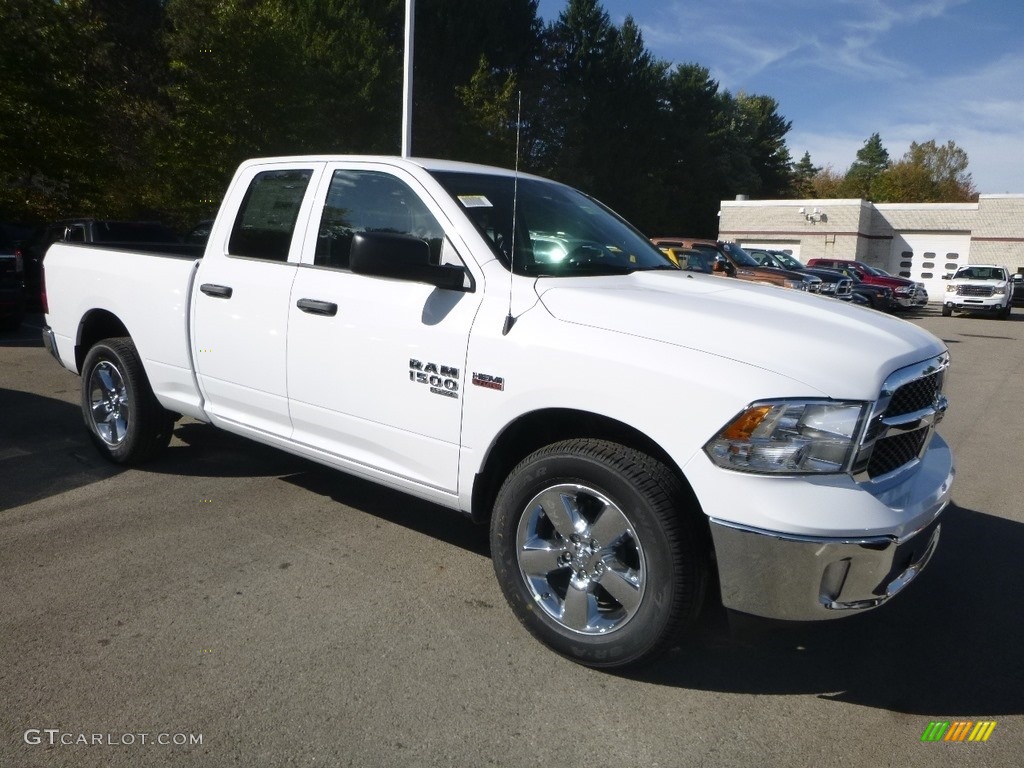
xmin=941 ymin=264 xmax=1013 ymax=318
xmin=42 ymin=156 xmax=954 ymax=668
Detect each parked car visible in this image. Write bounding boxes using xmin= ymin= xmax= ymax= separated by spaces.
xmin=0 ymin=228 xmax=26 ymax=329
xmin=746 ymin=249 xmax=853 ymax=301
xmin=941 ymin=264 xmax=1013 ymax=318
xmin=654 ymin=244 xmax=723 ymax=275
xmin=1012 ymin=273 xmax=1024 ymax=307
xmin=653 ymin=238 xmax=821 ymax=291
xmin=806 ymin=258 xmax=927 ymax=309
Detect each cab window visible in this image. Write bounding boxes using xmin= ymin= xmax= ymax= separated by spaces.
xmin=315 ymin=170 xmax=445 ymax=270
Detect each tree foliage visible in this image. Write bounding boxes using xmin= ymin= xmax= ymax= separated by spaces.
xmin=842 ymin=132 xmax=890 ymax=200
xmin=872 ymin=140 xmax=977 ymax=202
xmin=2 ymin=0 xmax=973 ymax=235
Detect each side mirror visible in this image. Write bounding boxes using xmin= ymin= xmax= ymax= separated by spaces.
xmin=350 ymin=232 xmax=468 ymax=291
xmin=942 ymin=274 xmax=952 ymax=280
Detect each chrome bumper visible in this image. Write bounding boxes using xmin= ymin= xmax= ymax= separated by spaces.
xmin=41 ymin=325 xmax=61 ymax=364
xmin=709 ymin=512 xmax=943 ymax=621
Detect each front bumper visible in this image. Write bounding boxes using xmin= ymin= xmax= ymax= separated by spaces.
xmin=710 ymin=514 xmax=942 ymax=620
xmin=944 ymin=297 xmax=1007 ymax=313
xmin=702 ymin=433 xmax=954 ymax=621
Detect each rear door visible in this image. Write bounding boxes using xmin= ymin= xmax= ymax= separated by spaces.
xmin=192 ymin=162 xmax=323 ymax=436
xmin=285 ymin=162 xmax=483 ymax=493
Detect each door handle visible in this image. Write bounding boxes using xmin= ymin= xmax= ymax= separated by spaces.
xmin=200 ymin=283 xmax=233 ymax=299
xmin=296 ymin=298 xmax=338 ymax=317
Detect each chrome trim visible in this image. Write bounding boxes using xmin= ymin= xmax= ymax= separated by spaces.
xmin=41 ymin=326 xmax=61 ymax=364
xmin=852 ymin=352 xmax=949 ymax=484
xmin=709 ymin=515 xmax=943 ymax=620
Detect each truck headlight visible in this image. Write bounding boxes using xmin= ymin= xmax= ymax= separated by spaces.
xmin=994 ymin=285 xmax=1007 ymax=295
xmin=945 ymin=284 xmax=957 ymax=293
xmin=705 ymin=400 xmax=868 ymax=474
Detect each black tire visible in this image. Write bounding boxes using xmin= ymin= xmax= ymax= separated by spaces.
xmin=490 ymin=438 xmax=708 ymax=668
xmin=81 ymin=337 xmax=175 ymax=465
xmin=941 ymin=304 xmax=952 ymax=317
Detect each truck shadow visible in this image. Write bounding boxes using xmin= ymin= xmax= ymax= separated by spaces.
xmin=631 ymin=504 xmax=1023 ymax=716
xmin=163 ymin=423 xmax=490 ymax=556
xmin=0 ymin=388 xmax=122 ymax=512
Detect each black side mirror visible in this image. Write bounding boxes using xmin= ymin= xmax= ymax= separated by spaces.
xmin=350 ymin=232 xmax=468 ymax=291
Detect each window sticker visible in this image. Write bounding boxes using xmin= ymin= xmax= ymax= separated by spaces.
xmin=457 ymin=195 xmax=493 ymax=208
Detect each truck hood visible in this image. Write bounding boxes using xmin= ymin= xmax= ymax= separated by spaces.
xmin=535 ymin=271 xmax=946 ymax=398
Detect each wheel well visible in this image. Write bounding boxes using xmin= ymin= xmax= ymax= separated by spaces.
xmin=75 ymin=309 xmax=130 ymax=372
xmin=470 ymin=408 xmax=695 ymax=524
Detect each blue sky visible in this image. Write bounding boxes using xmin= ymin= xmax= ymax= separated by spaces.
xmin=535 ymin=0 xmax=1024 ymax=194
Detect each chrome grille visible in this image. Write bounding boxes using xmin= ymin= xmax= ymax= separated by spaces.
xmin=854 ymin=354 xmax=949 ymax=482
xmin=867 ymin=427 xmax=930 ymax=477
xmin=887 ymin=371 xmax=942 ymax=417
xmin=957 ymin=285 xmax=994 ymax=297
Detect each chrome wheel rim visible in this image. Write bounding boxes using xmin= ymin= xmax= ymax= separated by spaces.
xmin=88 ymin=360 xmax=130 ymax=446
xmin=515 ymin=483 xmax=646 ymax=635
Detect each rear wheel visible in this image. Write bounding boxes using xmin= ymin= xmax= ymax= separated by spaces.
xmin=490 ymin=439 xmax=708 ymax=668
xmin=81 ymin=337 xmax=175 ymax=464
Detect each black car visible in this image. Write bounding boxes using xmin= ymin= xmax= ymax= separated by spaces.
xmin=1012 ymin=273 xmax=1024 ymax=307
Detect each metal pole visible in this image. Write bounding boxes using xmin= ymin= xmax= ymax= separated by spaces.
xmin=402 ymin=0 xmax=415 ymax=157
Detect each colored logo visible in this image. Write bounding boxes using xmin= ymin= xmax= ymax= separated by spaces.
xmin=921 ymin=721 xmax=996 ymax=742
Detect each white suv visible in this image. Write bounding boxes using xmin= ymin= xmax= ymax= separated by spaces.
xmin=942 ymin=264 xmax=1013 ymax=319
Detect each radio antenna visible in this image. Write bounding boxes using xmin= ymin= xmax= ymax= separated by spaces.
xmin=502 ymin=91 xmax=522 ymax=336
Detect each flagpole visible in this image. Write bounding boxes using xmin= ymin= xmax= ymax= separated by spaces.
xmin=402 ymin=0 xmax=415 ymax=157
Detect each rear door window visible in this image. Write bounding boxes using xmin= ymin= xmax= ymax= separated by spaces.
xmin=229 ymin=170 xmax=313 ymax=261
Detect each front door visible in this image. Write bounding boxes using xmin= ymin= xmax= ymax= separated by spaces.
xmin=286 ymin=163 xmax=482 ymax=494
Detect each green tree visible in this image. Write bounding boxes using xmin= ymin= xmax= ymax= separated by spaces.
xmin=842 ymin=133 xmax=890 ymax=199
xmin=539 ymin=0 xmax=671 ymax=230
xmin=734 ymin=93 xmax=794 ymax=198
xmin=792 ymin=152 xmax=820 ymax=198
xmin=0 ymin=0 xmax=120 ymax=221
xmin=412 ymin=0 xmax=543 ymax=163
xmin=156 ymin=0 xmax=402 ymax=225
xmin=872 ymin=139 xmax=977 ymax=202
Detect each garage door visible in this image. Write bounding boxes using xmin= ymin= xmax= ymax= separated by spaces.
xmin=738 ymin=241 xmax=801 ymax=261
xmin=890 ymin=233 xmax=971 ymax=302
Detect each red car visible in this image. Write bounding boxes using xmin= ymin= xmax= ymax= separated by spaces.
xmin=806 ymin=259 xmax=927 ymax=309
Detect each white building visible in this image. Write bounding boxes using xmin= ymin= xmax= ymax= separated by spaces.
xmin=718 ymin=195 xmax=1024 ymax=301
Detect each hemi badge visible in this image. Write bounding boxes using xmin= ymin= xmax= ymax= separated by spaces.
xmin=472 ymin=372 xmax=505 ymax=391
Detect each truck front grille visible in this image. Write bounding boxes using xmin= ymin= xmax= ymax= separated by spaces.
xmin=853 ymin=354 xmax=949 ymax=482
xmin=957 ymin=285 xmax=994 ymax=297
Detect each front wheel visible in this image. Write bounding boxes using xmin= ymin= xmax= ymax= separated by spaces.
xmin=490 ymin=439 xmax=708 ymax=668
xmin=81 ymin=337 xmax=175 ymax=464
xmin=941 ymin=304 xmax=952 ymax=317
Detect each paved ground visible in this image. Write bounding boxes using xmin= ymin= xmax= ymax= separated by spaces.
xmin=2 ymin=308 xmax=1022 ymax=768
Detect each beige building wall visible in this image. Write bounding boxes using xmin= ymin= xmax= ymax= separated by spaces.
xmin=719 ymin=195 xmax=1024 ymax=276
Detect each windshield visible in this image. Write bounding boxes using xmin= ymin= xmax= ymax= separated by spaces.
xmin=719 ymin=241 xmax=760 ymax=267
xmin=955 ymin=266 xmax=1005 ymax=280
xmin=772 ymin=252 xmax=804 ymax=270
xmin=429 ymin=171 xmax=675 ymax=276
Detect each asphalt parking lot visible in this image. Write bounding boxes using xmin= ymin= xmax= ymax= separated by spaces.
xmin=2 ymin=308 xmax=1022 ymax=768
